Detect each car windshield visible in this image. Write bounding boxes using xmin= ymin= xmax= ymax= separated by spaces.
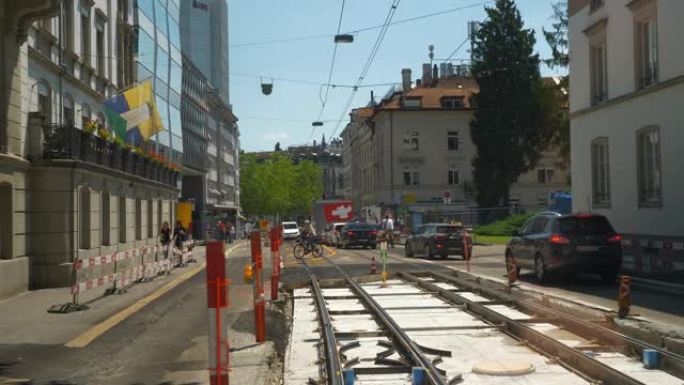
xmin=282 ymin=223 xmax=298 ymax=230
xmin=334 ymin=225 xmax=346 ymax=231
xmin=558 ymin=216 xmax=614 ymax=235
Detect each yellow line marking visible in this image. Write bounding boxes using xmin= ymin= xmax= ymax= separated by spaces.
xmin=66 ymin=243 xmax=242 ymax=348
xmin=322 ymin=245 xmax=337 ymax=257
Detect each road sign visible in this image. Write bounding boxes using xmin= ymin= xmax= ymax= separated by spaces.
xmin=323 ymin=201 xmax=353 ymax=222
xmin=259 ymin=220 xmax=269 ymax=230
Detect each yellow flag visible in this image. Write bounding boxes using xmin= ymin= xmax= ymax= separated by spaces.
xmin=122 ymin=80 xmax=164 ymax=140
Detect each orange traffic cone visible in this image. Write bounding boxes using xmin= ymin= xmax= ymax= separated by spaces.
xmin=370 ymin=256 xmax=377 ymax=274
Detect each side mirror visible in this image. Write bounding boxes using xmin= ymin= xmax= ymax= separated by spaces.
xmin=512 ymin=229 xmax=520 ymax=236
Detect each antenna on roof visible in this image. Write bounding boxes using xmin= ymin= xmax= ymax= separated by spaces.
xmin=428 ymin=45 xmax=435 ymax=66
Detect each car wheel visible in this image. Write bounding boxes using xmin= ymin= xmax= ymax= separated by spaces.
xmin=534 ymin=253 xmax=549 ymax=283
xmin=371 ymin=243 xmax=377 ymax=250
xmin=405 ymin=243 xmax=413 ymax=257
xmin=505 ymin=249 xmax=522 ymax=277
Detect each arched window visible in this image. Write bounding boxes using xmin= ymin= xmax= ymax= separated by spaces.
xmin=35 ymin=80 xmax=52 ymax=124
xmin=81 ymin=103 xmax=91 ymax=129
xmin=63 ymin=93 xmax=75 ymax=126
xmin=79 ymin=187 xmax=91 ymax=249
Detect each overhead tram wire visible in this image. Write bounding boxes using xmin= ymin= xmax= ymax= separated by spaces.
xmin=231 ymin=72 xmax=399 ymax=89
xmin=230 ymin=0 xmax=494 ymax=48
xmin=329 ymin=0 xmax=402 ymax=139
xmin=309 ymin=0 xmax=348 ymax=142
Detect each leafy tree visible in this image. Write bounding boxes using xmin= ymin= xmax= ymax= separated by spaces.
xmin=542 ymin=1 xmax=570 ymax=167
xmin=274 ymin=142 xmax=282 ymax=151
xmin=469 ymin=0 xmax=548 ymax=207
xmin=291 ymin=160 xmax=323 ymax=214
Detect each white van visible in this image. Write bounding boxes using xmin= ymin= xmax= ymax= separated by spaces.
xmin=281 ymin=221 xmax=300 ymax=240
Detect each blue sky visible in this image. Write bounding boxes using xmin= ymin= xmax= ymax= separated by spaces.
xmin=229 ymin=0 xmax=565 ymax=152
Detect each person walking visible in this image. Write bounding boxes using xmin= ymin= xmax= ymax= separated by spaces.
xmin=381 ymin=212 xmax=395 ymax=248
xmin=160 ymin=221 xmax=172 ymax=259
xmin=216 ymin=220 xmax=225 ymax=242
xmin=228 ymin=223 xmax=236 ymax=244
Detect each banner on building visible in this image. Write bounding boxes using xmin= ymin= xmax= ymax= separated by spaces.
xmin=103 ymin=79 xmax=164 ymax=145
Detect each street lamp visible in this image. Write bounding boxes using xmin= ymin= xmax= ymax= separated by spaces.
xmin=334 ymin=34 xmax=354 ymax=43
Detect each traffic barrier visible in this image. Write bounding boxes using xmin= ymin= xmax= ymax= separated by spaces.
xmin=206 ymin=241 xmax=230 ymax=385
xmin=48 ymin=240 xmax=196 ymax=313
xmin=269 ymin=226 xmax=282 ymax=301
xmin=617 ymin=275 xmax=631 ymax=319
xmin=507 ymin=254 xmax=518 ymax=286
xmin=250 ymin=231 xmax=266 ymax=343
xmin=370 ymin=256 xmax=377 ymax=275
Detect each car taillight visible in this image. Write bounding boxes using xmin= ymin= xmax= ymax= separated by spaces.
xmin=347 ymin=231 xmax=354 ymax=236
xmin=549 ymin=233 xmax=570 ymax=245
xmin=370 ymin=230 xmax=378 ymax=235
xmin=608 ymin=234 xmax=622 ymax=243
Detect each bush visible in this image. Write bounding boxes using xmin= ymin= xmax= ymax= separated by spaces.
xmin=475 ymin=212 xmax=537 ymax=236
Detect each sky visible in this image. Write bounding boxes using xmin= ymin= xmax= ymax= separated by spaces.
xmin=229 ymin=0 xmax=565 ymax=152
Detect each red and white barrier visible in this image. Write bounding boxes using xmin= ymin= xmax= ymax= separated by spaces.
xmin=206 ymin=242 xmax=229 ymax=385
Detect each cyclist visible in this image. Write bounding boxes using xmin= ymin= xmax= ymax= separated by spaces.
xmin=299 ymin=219 xmax=316 ymax=244
xmin=381 ymin=212 xmax=394 ymax=248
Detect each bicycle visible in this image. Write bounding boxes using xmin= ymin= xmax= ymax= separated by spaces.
xmin=293 ymin=237 xmax=324 ymax=260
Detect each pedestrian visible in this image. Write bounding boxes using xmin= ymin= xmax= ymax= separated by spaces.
xmin=228 ymin=223 xmax=236 ymax=244
xmin=159 ymin=221 xmax=171 ymax=258
xmin=216 ymin=220 xmax=225 ymax=242
xmin=173 ymin=220 xmax=186 ymax=249
xmin=381 ymin=211 xmax=395 ymax=248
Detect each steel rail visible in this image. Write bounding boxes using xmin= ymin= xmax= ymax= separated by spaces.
xmin=401 ymin=271 xmax=650 ymax=385
xmin=302 ymin=260 xmax=344 ymax=385
xmin=422 ymin=269 xmax=684 ymax=379
xmin=319 ymin=255 xmax=449 ymax=385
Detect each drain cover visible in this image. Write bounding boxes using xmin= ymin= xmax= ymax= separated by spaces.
xmin=472 ymin=360 xmax=535 ymax=376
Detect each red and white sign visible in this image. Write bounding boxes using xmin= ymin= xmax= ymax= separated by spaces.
xmin=323 ymin=201 xmax=354 ymax=222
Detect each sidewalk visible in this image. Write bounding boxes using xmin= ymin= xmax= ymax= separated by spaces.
xmin=0 ymin=246 xmax=207 ymax=346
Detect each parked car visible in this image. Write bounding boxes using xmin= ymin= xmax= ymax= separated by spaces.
xmin=326 ymin=222 xmax=348 ymax=247
xmin=338 ymin=223 xmax=378 ymax=249
xmin=505 ymin=213 xmax=622 ymax=283
xmin=281 ymin=221 xmax=300 ymax=240
xmin=404 ymin=223 xmax=472 ymax=259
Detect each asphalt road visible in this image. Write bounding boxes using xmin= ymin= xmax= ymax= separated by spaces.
xmin=0 ymin=241 xmax=268 ymax=385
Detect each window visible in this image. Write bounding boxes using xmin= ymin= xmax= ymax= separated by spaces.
xmin=537 ymin=166 xmax=554 ymax=184
xmin=101 ymin=191 xmax=110 ymax=245
xmin=637 ymin=126 xmax=662 ymax=206
xmin=138 ymin=0 xmax=154 ymax=19
xmin=447 ymin=131 xmax=459 ymax=151
xmin=448 ymin=167 xmax=459 ymax=186
xmin=591 ymin=138 xmax=611 ymax=206
xmin=95 ymin=16 xmax=105 ymax=76
xmin=81 ymin=103 xmax=91 ymax=128
xmin=38 ymin=17 xmax=52 ymax=33
xmin=135 ymin=198 xmax=142 ymax=240
xmin=441 ymin=97 xmax=464 ymax=109
xmin=402 ymin=130 xmax=419 ymax=151
xmin=634 ymin=5 xmax=658 ymax=89
xmin=118 ymin=196 xmax=126 ymax=243
xmin=63 ymin=94 xmax=75 ymax=125
xmin=36 ymin=80 xmax=51 ymax=124
xmin=403 ymin=97 xmax=421 ymax=110
xmin=79 ymin=188 xmax=91 ymax=249
xmin=79 ymin=1 xmax=91 ymax=64
xmin=530 ymin=216 xmax=549 ymax=234
xmin=590 ymin=37 xmax=608 ymax=104
xmin=403 ymin=167 xmax=420 ymax=186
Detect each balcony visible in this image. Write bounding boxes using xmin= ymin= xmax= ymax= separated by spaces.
xmin=40 ymin=124 xmax=179 ymax=187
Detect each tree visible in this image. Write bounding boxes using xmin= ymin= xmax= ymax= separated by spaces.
xmin=274 ymin=142 xmax=282 ymax=151
xmin=239 ymin=153 xmax=323 ymax=216
xmin=469 ymin=0 xmax=548 ymax=207
xmin=542 ymin=1 xmax=570 ymax=167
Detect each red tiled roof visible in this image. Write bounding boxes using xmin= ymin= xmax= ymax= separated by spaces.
xmin=378 ymin=77 xmax=479 ymax=110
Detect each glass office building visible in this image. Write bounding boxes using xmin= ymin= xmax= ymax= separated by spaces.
xmin=134 ymin=0 xmax=183 ymax=164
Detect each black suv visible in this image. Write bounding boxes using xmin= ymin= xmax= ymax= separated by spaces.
xmin=506 ymin=213 xmax=622 ymax=283
xmin=338 ymin=223 xmax=378 ymax=249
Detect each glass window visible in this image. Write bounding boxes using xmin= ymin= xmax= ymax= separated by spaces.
xmin=530 ymin=217 xmax=549 ymax=234
xmin=558 ymin=216 xmax=614 ymax=235
xmin=636 ymin=15 xmax=658 ymax=88
xmin=402 ymin=130 xmax=419 ymax=151
xmin=441 ymin=97 xmax=463 ymax=109
xmin=591 ymin=138 xmax=610 ymax=206
xmin=448 ymin=168 xmax=459 ymax=186
xmin=172 ymin=133 xmax=184 ymax=153
xmin=168 ymin=17 xmax=180 ymax=49
xmin=537 ymin=166 xmax=554 ymax=184
xmin=137 ymin=0 xmax=154 ymax=20
xmin=170 ymin=61 xmax=182 ymax=92
xmin=156 ymin=47 xmax=169 ymax=79
xmin=157 ymin=130 xmax=170 ymax=147
xmin=590 ymin=36 xmax=608 ymax=105
xmin=637 ymin=127 xmax=662 ymax=206
xmin=136 ymin=29 xmax=155 ymax=69
xmin=169 ymin=106 xmax=181 ymax=136
xmin=447 ymin=131 xmax=459 ymax=151
xmin=403 ymin=167 xmax=420 ymax=186
xmin=155 ymin=0 xmax=167 ymax=36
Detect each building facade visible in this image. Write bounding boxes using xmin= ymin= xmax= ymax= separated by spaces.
xmin=0 ymin=0 xmax=179 ymax=300
xmin=569 ymin=0 xmax=684 ymax=278
xmin=341 ymin=67 xmax=569 ymax=223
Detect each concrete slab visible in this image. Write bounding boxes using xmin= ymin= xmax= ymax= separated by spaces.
xmin=593 ymin=353 xmax=683 ymax=385
xmin=483 ymin=304 xmax=533 ymax=320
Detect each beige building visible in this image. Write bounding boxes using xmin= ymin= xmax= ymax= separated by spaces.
xmin=341 ymin=67 xmax=569 ymax=221
xmin=0 ymin=1 xmax=178 ymax=300
xmin=569 ymin=0 xmax=684 ymax=277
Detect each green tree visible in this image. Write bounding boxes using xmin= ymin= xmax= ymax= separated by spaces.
xmin=291 ymin=160 xmax=323 ymax=214
xmin=470 ymin=0 xmax=548 ymax=207
xmin=542 ymin=0 xmax=570 ymax=167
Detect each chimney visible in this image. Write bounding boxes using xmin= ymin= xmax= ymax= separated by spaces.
xmin=432 ymin=64 xmax=439 ymax=81
xmin=416 ymin=79 xmax=422 ymax=87
xmin=401 ymin=68 xmax=412 ymax=92
xmin=422 ymin=63 xmax=432 ymax=84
